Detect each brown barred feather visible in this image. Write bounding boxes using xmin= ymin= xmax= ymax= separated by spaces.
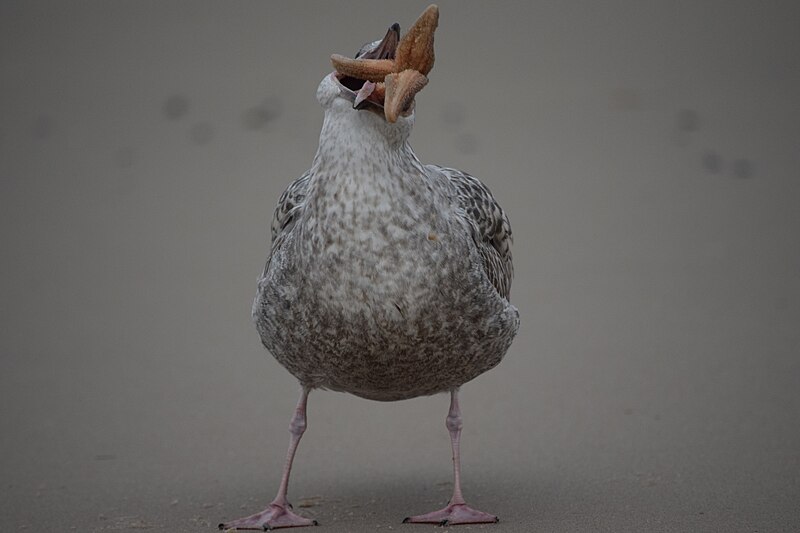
xmin=428 ymin=165 xmax=514 ymax=301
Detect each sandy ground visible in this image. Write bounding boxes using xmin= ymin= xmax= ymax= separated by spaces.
xmin=2 ymin=1 xmax=799 ymax=531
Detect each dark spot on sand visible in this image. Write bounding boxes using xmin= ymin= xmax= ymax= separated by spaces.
xmin=243 ymin=97 xmax=284 ymax=130
xmin=732 ymin=158 xmax=754 ymax=179
xmin=94 ymin=454 xmax=117 ymax=461
xmin=163 ymin=94 xmax=189 ymax=120
xmin=702 ymin=151 xmax=721 ymax=174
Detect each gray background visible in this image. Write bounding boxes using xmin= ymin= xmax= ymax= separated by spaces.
xmin=2 ymin=1 xmax=799 ymax=531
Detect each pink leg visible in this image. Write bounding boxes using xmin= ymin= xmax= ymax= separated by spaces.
xmin=403 ymin=389 xmax=498 ymax=526
xmin=219 ymin=387 xmax=318 ymax=531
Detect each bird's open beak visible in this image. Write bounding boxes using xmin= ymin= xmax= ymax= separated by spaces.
xmin=331 ymin=5 xmax=438 ymax=123
xmin=340 ymin=24 xmax=400 ymax=112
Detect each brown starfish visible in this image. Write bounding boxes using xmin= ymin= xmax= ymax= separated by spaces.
xmin=330 ymin=4 xmax=438 ymax=123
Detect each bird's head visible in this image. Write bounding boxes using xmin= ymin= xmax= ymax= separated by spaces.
xmin=316 ymin=4 xmax=438 ymax=130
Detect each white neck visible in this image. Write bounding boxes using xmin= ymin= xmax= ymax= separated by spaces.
xmin=312 ymin=103 xmax=418 ymax=176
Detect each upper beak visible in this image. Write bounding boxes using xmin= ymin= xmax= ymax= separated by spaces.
xmin=362 ymin=23 xmax=401 ymax=61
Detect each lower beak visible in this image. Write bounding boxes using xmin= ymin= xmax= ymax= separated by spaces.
xmin=353 ymin=81 xmax=377 ymax=109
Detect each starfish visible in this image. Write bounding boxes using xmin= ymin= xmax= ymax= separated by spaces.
xmin=219 ymin=4 xmax=518 ymax=530
xmin=330 ymin=4 xmax=437 ymax=123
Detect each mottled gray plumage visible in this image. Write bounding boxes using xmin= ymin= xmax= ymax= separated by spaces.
xmin=431 ymin=165 xmax=514 ymax=300
xmin=268 ymin=166 xmax=513 ymax=300
xmin=252 ymin=73 xmax=519 ymax=402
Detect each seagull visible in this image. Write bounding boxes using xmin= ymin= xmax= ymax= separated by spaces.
xmin=220 ymin=5 xmax=519 ymax=530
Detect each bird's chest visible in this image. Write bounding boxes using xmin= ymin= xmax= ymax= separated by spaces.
xmin=289 ymin=171 xmax=462 ymax=316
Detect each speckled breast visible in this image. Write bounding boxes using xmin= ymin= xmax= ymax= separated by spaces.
xmin=253 ymin=223 xmax=519 ymax=401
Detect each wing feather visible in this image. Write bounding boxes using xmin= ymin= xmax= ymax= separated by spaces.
xmin=262 ymin=171 xmax=311 ymax=274
xmin=429 ymin=165 xmax=514 ymax=300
